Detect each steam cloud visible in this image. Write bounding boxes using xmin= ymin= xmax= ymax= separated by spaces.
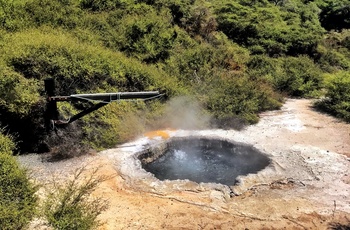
xmin=161 ymin=96 xmax=211 ymax=130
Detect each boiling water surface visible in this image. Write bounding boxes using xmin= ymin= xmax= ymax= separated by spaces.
xmin=142 ymin=138 xmax=270 ymax=186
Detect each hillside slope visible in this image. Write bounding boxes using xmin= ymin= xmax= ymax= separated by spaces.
xmin=0 ymin=0 xmax=349 ymax=153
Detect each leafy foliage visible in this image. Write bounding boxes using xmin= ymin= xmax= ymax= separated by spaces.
xmin=214 ymin=0 xmax=324 ymax=56
xmin=315 ymin=30 xmax=350 ymax=72
xmin=162 ymin=32 xmax=282 ymax=123
xmin=317 ymin=0 xmax=350 ymax=31
xmin=108 ymin=4 xmax=177 ymax=62
xmin=80 ymin=0 xmax=126 ymax=11
xmin=0 ymin=129 xmax=16 ymax=153
xmin=24 ymin=0 xmax=82 ymax=29
xmin=206 ymin=75 xmax=282 ymax=124
xmin=0 ymin=0 xmax=28 ymax=31
xmin=248 ymin=55 xmax=324 ymax=97
xmin=316 ymin=71 xmax=350 ymax=121
xmin=0 ymin=64 xmax=39 ymax=116
xmin=0 ymin=131 xmax=38 ymax=230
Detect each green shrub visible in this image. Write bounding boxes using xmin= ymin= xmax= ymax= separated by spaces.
xmin=316 ymin=47 xmax=350 ymax=72
xmin=107 ymin=4 xmax=177 ymax=63
xmin=248 ymin=55 xmax=323 ymax=97
xmin=273 ymin=56 xmax=323 ymax=97
xmin=0 ymin=131 xmax=38 ymax=230
xmin=317 ymin=0 xmax=350 ymax=31
xmin=206 ymin=75 xmax=282 ymax=124
xmin=214 ymin=0 xmax=324 ymax=56
xmin=0 ymin=65 xmax=40 ymax=116
xmin=317 ymin=71 xmax=350 ymax=121
xmin=0 ymin=0 xmax=29 ymax=31
xmin=164 ymin=30 xmax=249 ymax=84
xmin=44 ymin=166 xmax=109 ymax=230
xmin=316 ymin=31 xmax=350 ymax=72
xmin=80 ymin=0 xmax=131 ymax=11
xmin=23 ymin=0 xmax=82 ymax=29
xmin=0 ymin=130 xmax=16 ymax=153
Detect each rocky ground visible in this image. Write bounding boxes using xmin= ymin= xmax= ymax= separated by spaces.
xmin=18 ymin=99 xmax=350 ymax=229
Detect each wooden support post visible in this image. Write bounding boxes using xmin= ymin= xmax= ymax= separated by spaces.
xmin=44 ymin=78 xmax=59 ymax=132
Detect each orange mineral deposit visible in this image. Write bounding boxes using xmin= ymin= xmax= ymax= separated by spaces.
xmin=144 ymin=130 xmax=171 ymax=139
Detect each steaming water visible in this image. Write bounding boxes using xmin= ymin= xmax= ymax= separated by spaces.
xmin=142 ymin=138 xmax=270 ymax=186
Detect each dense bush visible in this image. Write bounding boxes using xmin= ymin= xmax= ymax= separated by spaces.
xmin=214 ymin=0 xmax=324 ymax=56
xmin=80 ymin=0 xmax=130 ymax=12
xmin=0 ymin=131 xmax=38 ymax=229
xmin=315 ymin=31 xmax=350 ymax=72
xmin=109 ymin=4 xmax=177 ymax=63
xmin=271 ymin=56 xmax=324 ymax=97
xmin=248 ymin=55 xmax=324 ymax=97
xmin=206 ymin=75 xmax=282 ymax=124
xmin=316 ymin=71 xmax=350 ymax=121
xmin=0 ymin=64 xmax=39 ymax=116
xmin=23 ymin=0 xmax=82 ymax=29
xmin=163 ymin=29 xmax=250 ymax=85
xmin=0 ymin=130 xmax=16 ymax=153
xmin=0 ymin=0 xmax=28 ymax=31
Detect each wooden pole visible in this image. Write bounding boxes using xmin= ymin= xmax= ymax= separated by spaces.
xmin=44 ymin=78 xmax=59 ymax=132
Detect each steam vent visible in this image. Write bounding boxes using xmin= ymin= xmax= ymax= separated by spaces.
xmin=139 ymin=137 xmax=270 ymax=186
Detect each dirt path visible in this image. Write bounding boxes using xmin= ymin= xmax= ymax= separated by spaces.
xmin=262 ymin=99 xmax=350 ymax=158
xmin=19 ymin=99 xmax=350 ymax=229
